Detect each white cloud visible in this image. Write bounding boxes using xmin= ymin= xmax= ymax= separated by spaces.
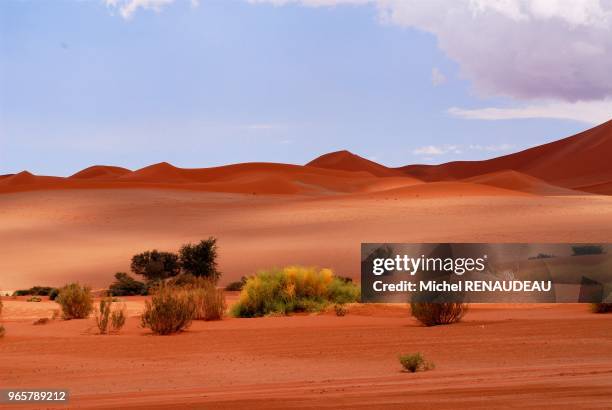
xmin=413 ymin=143 xmax=514 ymax=157
xmin=431 ymin=67 xmax=446 ymax=86
xmin=104 ymin=0 xmax=178 ymax=20
xmin=413 ymin=144 xmax=461 ymax=156
xmin=249 ymin=0 xmax=612 ymax=103
xmin=449 ymin=99 xmax=612 ymax=124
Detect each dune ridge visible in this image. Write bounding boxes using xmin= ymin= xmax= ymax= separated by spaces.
xmin=2 ymin=120 xmax=611 ymax=196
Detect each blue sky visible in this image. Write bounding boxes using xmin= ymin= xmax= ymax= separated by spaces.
xmin=1 ymin=0 xmax=608 ymax=176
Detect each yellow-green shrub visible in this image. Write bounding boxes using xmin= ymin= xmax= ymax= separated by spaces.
xmin=141 ymin=285 xmax=195 ymax=335
xmin=231 ymin=266 xmax=359 ymax=317
xmin=56 ymin=283 xmax=94 ymax=319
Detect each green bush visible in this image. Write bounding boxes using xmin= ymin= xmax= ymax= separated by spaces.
xmin=179 ymin=238 xmax=220 ymax=282
xmin=131 ymin=250 xmax=180 ymax=281
xmin=410 ymin=302 xmax=468 ymax=326
xmin=13 ymin=286 xmax=57 ymax=297
xmin=572 ymin=245 xmax=604 ymax=256
xmin=141 ymin=285 xmax=196 ymax=335
xmin=111 ymin=306 xmax=127 ymax=333
xmin=591 ymin=303 xmax=612 ymax=313
xmin=231 ymin=266 xmax=359 ymax=318
xmin=109 ymin=272 xmax=147 ymax=296
xmin=56 ymin=283 xmax=94 ymax=320
xmin=399 ymin=353 xmax=434 ymax=373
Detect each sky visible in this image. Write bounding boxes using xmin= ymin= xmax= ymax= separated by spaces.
xmin=1 ymin=0 xmax=611 ymax=176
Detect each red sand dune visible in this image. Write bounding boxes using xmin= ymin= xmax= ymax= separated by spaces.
xmin=0 ymin=120 xmax=611 ymax=196
xmin=70 ymin=165 xmax=132 ymax=180
xmin=400 ymin=119 xmax=612 ymax=194
xmin=307 ymin=149 xmax=402 ymax=177
xmin=462 ymin=170 xmax=582 ymax=196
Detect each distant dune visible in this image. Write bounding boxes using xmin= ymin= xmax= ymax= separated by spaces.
xmin=1 ymin=120 xmax=611 ymax=196
xmin=400 ymin=119 xmax=612 ymax=194
xmin=70 ymin=165 xmax=132 ymax=180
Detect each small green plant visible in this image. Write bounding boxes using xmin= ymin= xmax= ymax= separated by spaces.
xmin=410 ymin=302 xmax=468 ymax=326
xmin=95 ymin=298 xmax=112 ymax=334
xmin=399 ymin=353 xmax=434 ymax=373
xmin=96 ymin=298 xmax=128 ymax=334
xmin=231 ymin=266 xmax=359 ymax=318
xmin=141 ymin=285 xmax=196 ymax=335
xmin=110 ymin=305 xmax=127 ymax=333
xmin=27 ymin=296 xmax=42 ymax=302
xmin=334 ymin=303 xmax=347 ymax=316
xmin=591 ymin=303 xmax=612 ymax=313
xmin=56 ymin=283 xmax=94 ymax=320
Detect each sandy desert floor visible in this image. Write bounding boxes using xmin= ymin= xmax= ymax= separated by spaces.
xmin=1 ymin=186 xmax=612 ymax=409
xmin=0 ymin=299 xmax=611 ymax=409
xmin=2 ymin=189 xmax=612 ymax=290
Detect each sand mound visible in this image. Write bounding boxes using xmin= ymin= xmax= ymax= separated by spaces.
xmin=463 ymin=170 xmax=581 ymax=195
xmin=307 ymin=150 xmax=400 ymax=177
xmin=119 ymin=162 xmax=191 ymax=183
xmin=400 ymin=119 xmax=612 ymax=192
xmin=359 ymin=181 xmax=530 ymax=198
xmin=70 ymin=165 xmax=132 ymax=180
xmin=356 ymin=176 xmax=423 ymax=193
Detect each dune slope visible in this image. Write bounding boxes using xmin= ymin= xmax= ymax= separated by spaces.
xmin=400 ymin=119 xmax=612 ymax=193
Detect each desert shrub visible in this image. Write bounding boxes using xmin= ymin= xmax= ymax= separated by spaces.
xmin=399 ymin=353 xmax=434 ymax=373
xmin=56 ymin=283 xmax=94 ymax=320
xmin=13 ymin=286 xmax=57 ymax=297
xmin=26 ymin=296 xmax=42 ymax=302
xmin=187 ymin=278 xmax=226 ymax=321
xmin=334 ymin=303 xmax=347 ymax=316
xmin=572 ymin=245 xmax=604 ymax=256
xmin=231 ymin=266 xmax=359 ymax=318
xmin=131 ymin=250 xmax=180 ymax=281
xmin=95 ymin=298 xmax=112 ymax=334
xmin=141 ymin=285 xmax=196 ymax=335
xmin=591 ymin=303 xmax=612 ymax=313
xmin=225 ymin=277 xmax=247 ymax=291
xmin=109 ymin=272 xmax=147 ymax=296
xmin=410 ymin=302 xmax=468 ymax=326
xmin=110 ymin=305 xmax=127 ymax=333
xmin=179 ymin=238 xmax=220 ymax=282
xmin=96 ymin=298 xmax=128 ymax=334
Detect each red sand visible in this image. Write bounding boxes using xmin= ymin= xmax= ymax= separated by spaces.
xmin=1 ymin=301 xmax=611 ymax=409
